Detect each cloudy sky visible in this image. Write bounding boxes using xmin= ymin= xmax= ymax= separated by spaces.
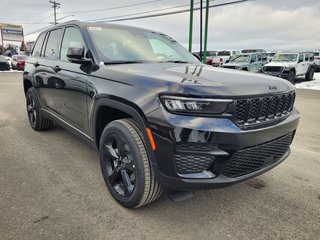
xmin=1 ymin=0 xmax=319 ymax=51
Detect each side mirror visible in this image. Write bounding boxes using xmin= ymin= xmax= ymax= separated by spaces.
xmin=67 ymin=47 xmax=92 ymax=64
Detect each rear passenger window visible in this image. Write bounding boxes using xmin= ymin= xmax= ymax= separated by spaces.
xmin=60 ymin=27 xmax=86 ymax=61
xmin=305 ymin=55 xmax=309 ymax=61
xmin=257 ymin=55 xmax=262 ymax=61
xmin=44 ymin=29 xmax=63 ymax=59
xmin=32 ymin=33 xmax=46 ymax=57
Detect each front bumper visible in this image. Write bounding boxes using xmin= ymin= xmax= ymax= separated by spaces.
xmin=147 ymin=108 xmax=299 ymax=190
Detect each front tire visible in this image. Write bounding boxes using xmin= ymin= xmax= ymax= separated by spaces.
xmin=26 ymin=87 xmax=54 ymax=131
xmin=99 ymin=119 xmax=162 ymax=208
xmin=287 ymin=70 xmax=295 ymax=83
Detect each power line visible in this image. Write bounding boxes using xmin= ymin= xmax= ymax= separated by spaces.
xmin=24 ymin=0 xmax=255 ymax=38
xmin=60 ymin=0 xmax=161 ymax=14
xmin=23 ymin=15 xmax=53 ymax=29
xmin=88 ymin=0 xmax=212 ymax=22
xmin=92 ymin=0 xmax=255 ymax=23
xmin=24 ymin=25 xmax=52 ymax=36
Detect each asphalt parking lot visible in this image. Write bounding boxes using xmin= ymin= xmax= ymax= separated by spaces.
xmin=0 ymin=72 xmax=319 ymax=240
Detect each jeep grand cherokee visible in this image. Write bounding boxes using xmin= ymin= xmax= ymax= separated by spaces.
xmin=23 ymin=21 xmax=299 ymax=208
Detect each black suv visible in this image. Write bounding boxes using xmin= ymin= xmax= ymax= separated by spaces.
xmin=24 ymin=21 xmax=299 ymax=208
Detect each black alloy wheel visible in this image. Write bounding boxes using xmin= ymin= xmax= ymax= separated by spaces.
xmin=25 ymin=87 xmax=53 ymax=131
xmin=27 ymin=93 xmax=37 ymax=127
xmin=102 ymin=133 xmax=136 ymax=197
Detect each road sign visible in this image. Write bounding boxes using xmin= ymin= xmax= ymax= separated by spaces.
xmin=0 ymin=23 xmax=24 ymax=42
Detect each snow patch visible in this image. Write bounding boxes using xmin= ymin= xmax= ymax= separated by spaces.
xmin=295 ymin=73 xmax=320 ymax=91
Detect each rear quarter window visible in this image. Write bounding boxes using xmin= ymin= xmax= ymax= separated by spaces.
xmin=32 ymin=33 xmax=46 ymax=57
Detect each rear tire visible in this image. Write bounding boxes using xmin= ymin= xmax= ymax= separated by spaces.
xmin=26 ymin=88 xmax=54 ymax=131
xmin=305 ymin=67 xmax=315 ymax=81
xmin=287 ymin=71 xmax=295 ymax=83
xmin=99 ymin=119 xmax=162 ymax=208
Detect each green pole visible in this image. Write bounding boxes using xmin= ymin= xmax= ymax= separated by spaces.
xmin=203 ymin=0 xmax=210 ymax=63
xmin=188 ymin=0 xmax=194 ymax=52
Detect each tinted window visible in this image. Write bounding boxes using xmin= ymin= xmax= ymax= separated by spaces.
xmin=32 ymin=33 xmax=46 ymax=57
xmin=298 ymin=54 xmax=304 ymax=62
xmin=257 ymin=55 xmax=262 ymax=61
xmin=44 ymin=29 xmax=63 ymax=59
xmin=218 ymin=51 xmax=230 ymax=56
xmin=262 ymin=54 xmax=267 ymax=61
xmin=305 ymin=54 xmax=309 ymax=61
xmin=60 ymin=27 xmax=86 ymax=61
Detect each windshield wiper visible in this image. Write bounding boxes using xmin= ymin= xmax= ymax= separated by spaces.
xmin=104 ymin=60 xmax=145 ymax=65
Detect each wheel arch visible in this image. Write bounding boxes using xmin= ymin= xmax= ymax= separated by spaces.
xmin=92 ymin=96 xmax=154 ymax=154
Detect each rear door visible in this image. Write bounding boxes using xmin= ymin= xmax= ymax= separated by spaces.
xmin=35 ymin=28 xmax=64 ymax=114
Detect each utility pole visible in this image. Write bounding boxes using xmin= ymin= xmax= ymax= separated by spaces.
xmin=49 ymin=1 xmax=61 ymax=25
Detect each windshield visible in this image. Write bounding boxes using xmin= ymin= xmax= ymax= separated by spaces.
xmin=272 ymin=53 xmax=298 ymax=62
xmin=268 ymin=53 xmax=276 ymax=57
xmin=218 ymin=51 xmax=230 ymax=56
xmin=314 ymin=52 xmax=320 ymax=56
xmin=87 ymin=26 xmax=198 ymax=63
xmin=230 ymin=55 xmax=250 ymax=63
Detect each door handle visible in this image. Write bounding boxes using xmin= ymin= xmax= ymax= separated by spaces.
xmin=33 ymin=62 xmax=40 ymax=68
xmin=53 ymin=65 xmax=61 ymax=73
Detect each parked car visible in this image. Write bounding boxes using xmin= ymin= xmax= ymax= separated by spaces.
xmin=204 ymin=51 xmax=218 ymax=65
xmin=192 ymin=51 xmax=217 ymax=64
xmin=11 ymin=55 xmax=27 ymax=70
xmin=222 ymin=53 xmax=268 ymax=72
xmin=212 ymin=50 xmax=239 ymax=67
xmin=312 ymin=50 xmax=320 ymax=72
xmin=262 ymin=52 xmax=316 ymax=83
xmin=24 ymin=21 xmax=299 ymax=208
xmin=0 ymin=55 xmax=10 ymax=71
xmin=242 ymin=49 xmax=267 ymax=54
xmin=5 ymin=56 xmax=12 ymax=68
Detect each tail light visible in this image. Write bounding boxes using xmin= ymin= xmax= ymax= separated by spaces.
xmin=220 ymin=58 xmax=223 ymax=62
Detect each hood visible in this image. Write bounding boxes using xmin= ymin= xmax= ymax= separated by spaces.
xmin=223 ymin=62 xmax=248 ymax=68
xmin=97 ymin=63 xmax=294 ymax=97
xmin=265 ymin=61 xmax=296 ymax=68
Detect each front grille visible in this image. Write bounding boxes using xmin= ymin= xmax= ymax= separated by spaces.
xmin=264 ymin=66 xmax=283 ymax=72
xmin=175 ymin=154 xmax=215 ymax=174
xmin=223 ymin=133 xmax=293 ymax=178
xmin=234 ymin=92 xmax=295 ymax=125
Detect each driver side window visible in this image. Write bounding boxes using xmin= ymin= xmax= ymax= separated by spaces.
xmin=60 ymin=27 xmax=86 ymax=61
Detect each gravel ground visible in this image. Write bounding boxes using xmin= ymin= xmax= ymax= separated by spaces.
xmin=0 ymin=72 xmax=319 ymax=240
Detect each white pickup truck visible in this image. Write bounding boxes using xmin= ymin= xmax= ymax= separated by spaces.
xmin=262 ymin=52 xmax=316 ymax=83
xmin=211 ymin=50 xmax=239 ymax=67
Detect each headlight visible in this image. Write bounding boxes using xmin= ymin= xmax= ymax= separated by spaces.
xmin=160 ymin=95 xmax=233 ymax=115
